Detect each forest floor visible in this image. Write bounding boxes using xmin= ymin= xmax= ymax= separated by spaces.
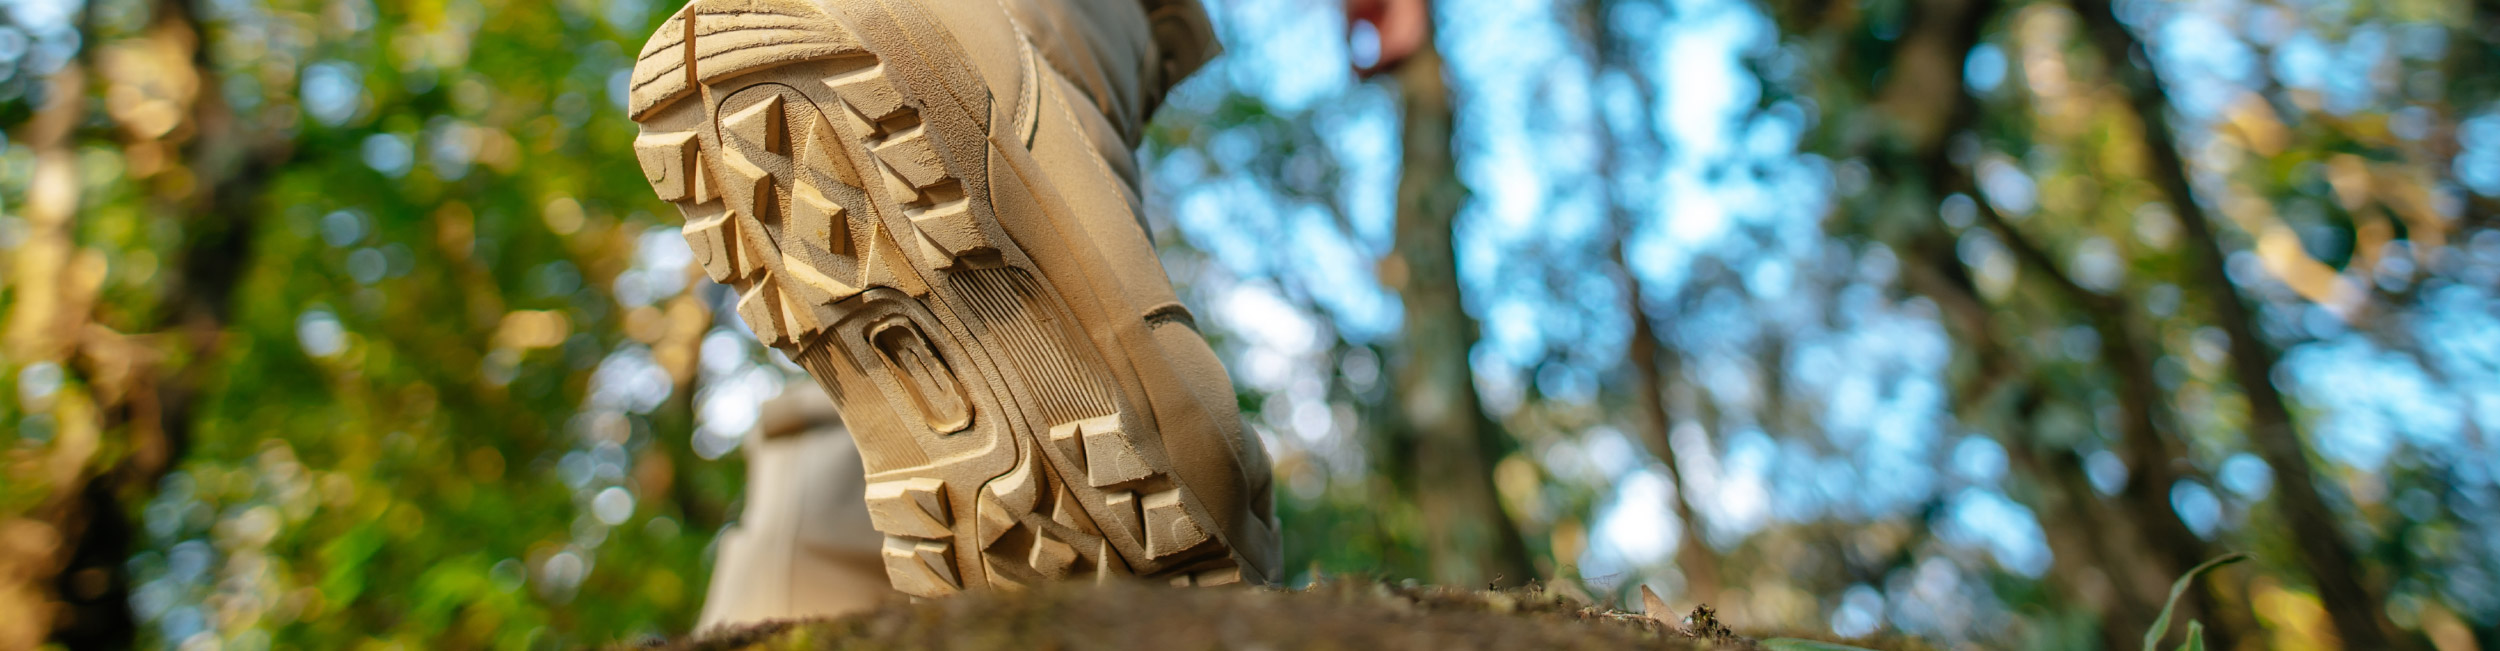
xmin=636 ymin=579 xmax=1931 ymax=650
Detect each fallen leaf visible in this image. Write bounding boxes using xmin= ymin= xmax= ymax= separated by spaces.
xmin=1640 ymin=585 xmax=1671 ymax=626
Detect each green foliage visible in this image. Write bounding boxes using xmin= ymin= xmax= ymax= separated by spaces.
xmin=3 ymin=0 xmax=751 ymax=647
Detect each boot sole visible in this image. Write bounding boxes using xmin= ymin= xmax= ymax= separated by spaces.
xmin=627 ymin=0 xmax=1252 ymax=596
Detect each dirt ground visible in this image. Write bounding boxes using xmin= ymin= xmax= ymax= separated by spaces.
xmin=637 ymin=579 xmax=1930 ymax=651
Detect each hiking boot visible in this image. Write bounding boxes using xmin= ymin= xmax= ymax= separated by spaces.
xmin=626 ymin=0 xmax=1278 ymax=596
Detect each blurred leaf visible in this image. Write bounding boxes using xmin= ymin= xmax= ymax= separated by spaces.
xmin=2145 ymin=553 xmax=2247 ymax=651
xmin=2176 ymin=621 xmax=2205 ymax=651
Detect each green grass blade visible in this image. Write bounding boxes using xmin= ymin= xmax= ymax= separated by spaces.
xmin=2144 ymin=552 xmax=2248 ymax=651
xmin=1761 ymin=638 xmax=1883 ymax=651
xmin=2176 ymin=621 xmax=2206 ymax=651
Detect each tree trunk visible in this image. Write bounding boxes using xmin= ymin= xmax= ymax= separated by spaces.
xmin=1382 ymin=35 xmax=1537 ymax=587
xmin=1573 ymin=0 xmax=1720 ymax=604
xmin=1619 ymin=263 xmax=1721 ymax=604
xmin=2065 ymin=1 xmax=2408 ymax=647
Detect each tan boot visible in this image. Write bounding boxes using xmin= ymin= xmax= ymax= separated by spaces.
xmin=697 ymin=388 xmax=890 ymax=629
xmin=628 ymin=0 xmax=1278 ymax=597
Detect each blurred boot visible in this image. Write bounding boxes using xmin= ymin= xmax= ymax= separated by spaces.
xmin=697 ymin=388 xmax=890 ymax=629
xmin=629 ymin=0 xmax=1279 ymax=602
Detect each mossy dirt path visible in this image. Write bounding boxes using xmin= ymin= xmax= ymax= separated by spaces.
xmin=644 ymin=581 xmax=1927 ymax=650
